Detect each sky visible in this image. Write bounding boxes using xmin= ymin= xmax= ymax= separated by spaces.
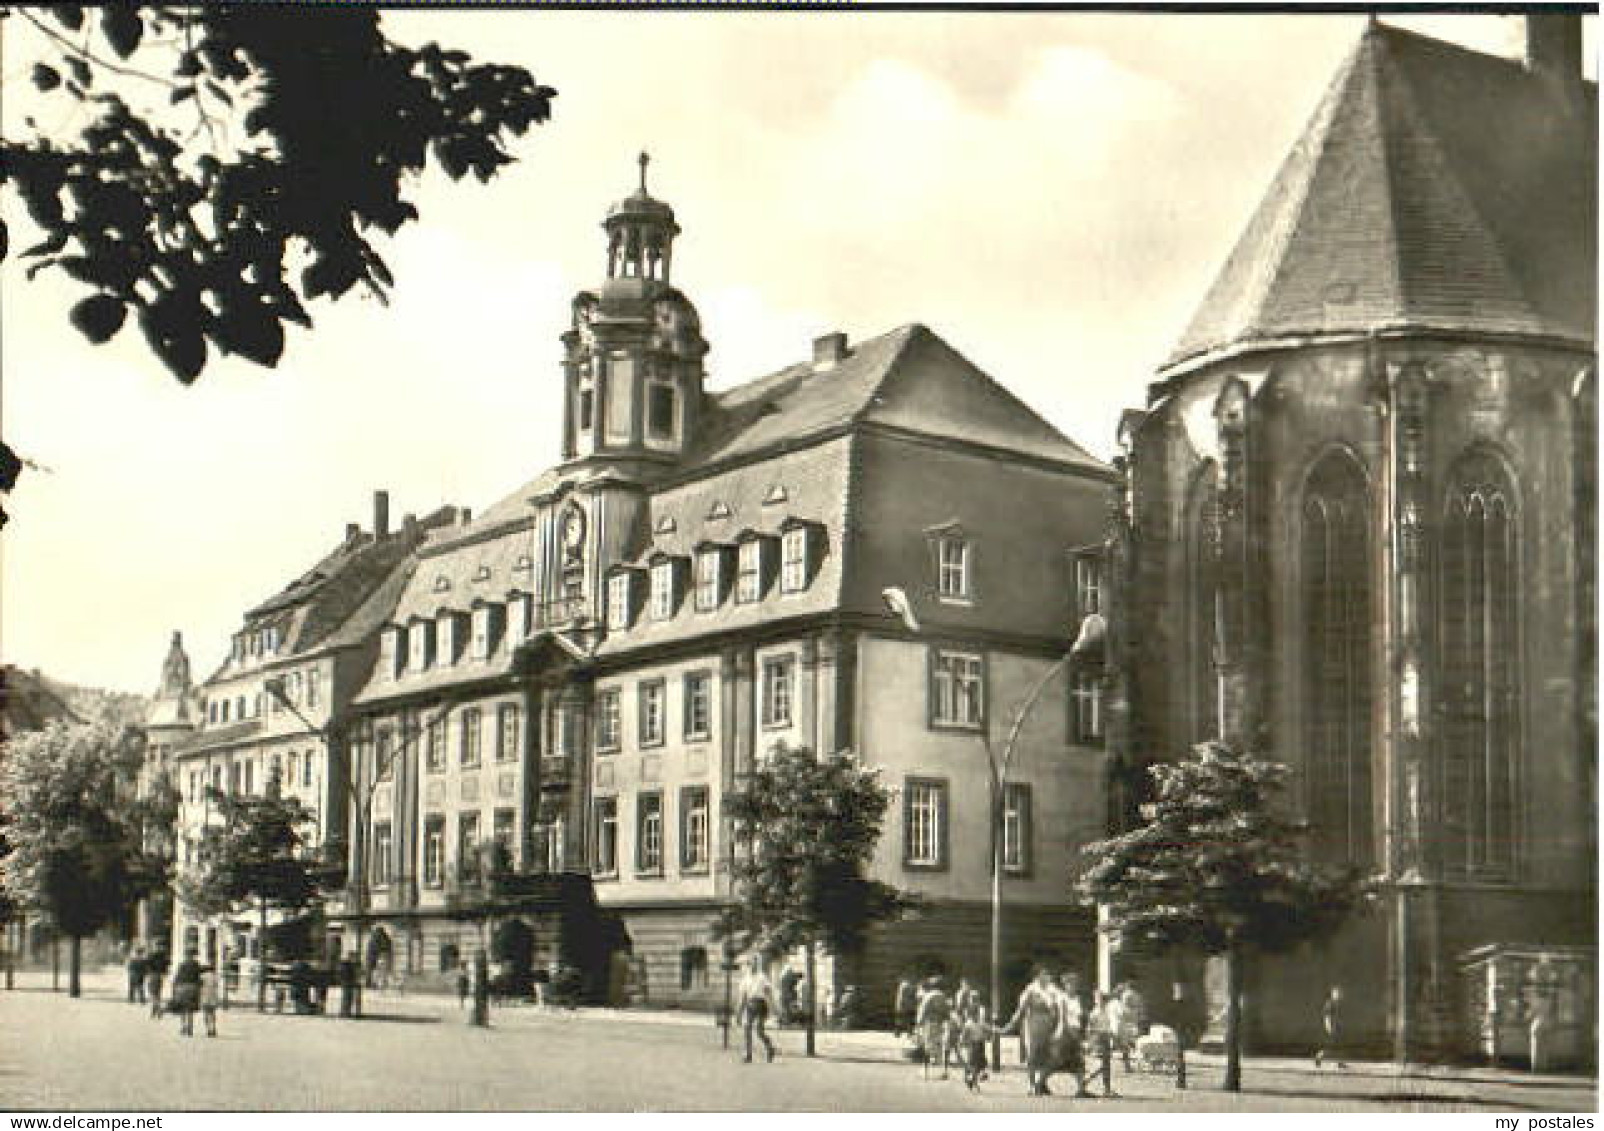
xmin=1 ymin=9 xmax=1593 ymax=692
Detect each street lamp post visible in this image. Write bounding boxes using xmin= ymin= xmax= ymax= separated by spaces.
xmin=882 ymin=587 xmax=1098 ymax=1069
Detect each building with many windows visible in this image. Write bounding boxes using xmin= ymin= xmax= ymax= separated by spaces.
xmin=1107 ymin=16 xmax=1595 ymax=1059
xmin=342 ymin=158 xmax=1116 ymax=1012
xmin=168 ymin=494 xmax=451 ymax=966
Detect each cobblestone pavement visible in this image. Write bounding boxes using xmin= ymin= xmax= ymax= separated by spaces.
xmin=2 ymin=971 xmax=1595 ymax=1112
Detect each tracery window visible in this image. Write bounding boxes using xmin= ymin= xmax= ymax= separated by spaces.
xmin=1300 ymin=453 xmax=1374 ymax=865
xmin=1440 ymin=453 xmax=1519 ymax=880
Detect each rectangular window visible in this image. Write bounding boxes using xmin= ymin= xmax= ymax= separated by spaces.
xmin=781 ymin=527 xmax=809 ymax=592
xmin=460 ymin=707 xmax=482 ymax=767
xmin=493 ymin=808 xmax=515 ymax=853
xmin=458 ymin=811 xmax=481 ymax=883
xmin=647 ymin=382 xmax=676 ymax=440
xmin=694 ymin=550 xmax=722 ymax=612
xmin=650 ymin=561 xmax=676 ymax=620
xmin=681 ymin=786 xmax=710 ymax=872
xmin=307 ymin=670 xmax=322 ymax=709
xmin=931 ymin=650 xmax=985 ymax=728
xmin=302 ymin=750 xmax=312 ymax=788
xmin=1075 ymin=554 xmax=1103 ymax=619
xmin=497 ymin=705 xmax=521 ymax=763
xmin=736 ymin=540 xmax=763 ymax=603
xmin=684 ymin=672 xmax=712 ymax=740
xmin=592 ymin=798 xmax=619 ymax=877
xmin=761 ymin=657 xmax=794 ymax=729
xmin=1002 ymin=782 xmax=1033 ymax=875
xmin=637 ymin=791 xmax=664 ymax=875
xmin=371 ymin=822 xmax=393 ymax=888
xmin=937 ymin=536 xmax=970 ymax=600
xmin=545 ymin=815 xmax=566 ymax=873
xmin=579 ymin=386 xmax=595 ymax=431
xmin=244 ymin=760 xmax=255 ymax=795
xmin=426 ymin=716 xmax=447 ymax=773
xmin=904 ymin=778 xmax=948 ymax=869
xmin=424 ymin=817 xmax=445 ymax=887
xmin=1071 ymin=674 xmax=1104 ymax=743
xmin=595 ymin=689 xmax=622 ymax=753
xmin=410 ymin=623 xmax=433 ymax=671
xmin=639 ymin=681 xmax=666 ymax=747
xmin=608 ymin=574 xmax=633 ymax=630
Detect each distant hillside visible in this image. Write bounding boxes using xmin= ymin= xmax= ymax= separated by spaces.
xmin=1 ymin=666 xmax=150 ymax=736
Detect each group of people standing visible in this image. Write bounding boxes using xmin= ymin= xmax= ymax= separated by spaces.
xmin=126 ymin=944 xmax=218 ymax=1037
xmin=895 ymin=969 xmax=1147 ymax=1097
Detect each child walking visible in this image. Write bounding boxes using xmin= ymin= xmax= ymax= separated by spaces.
xmin=199 ymin=964 xmax=220 ymax=1038
xmin=958 ymin=1004 xmax=998 ymax=1091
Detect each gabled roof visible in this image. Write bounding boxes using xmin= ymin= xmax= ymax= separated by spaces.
xmin=1165 ymin=22 xmax=1597 ymax=375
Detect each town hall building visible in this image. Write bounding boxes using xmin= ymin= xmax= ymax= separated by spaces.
xmin=338 ymin=157 xmax=1117 ymax=1013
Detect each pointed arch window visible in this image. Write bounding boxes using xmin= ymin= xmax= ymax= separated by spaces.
xmin=1440 ymin=453 xmax=1519 ymax=881
xmin=1300 ymin=453 xmax=1374 ymax=866
xmin=1186 ymin=467 xmax=1221 ymax=744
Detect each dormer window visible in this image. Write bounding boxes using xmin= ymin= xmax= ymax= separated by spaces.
xmin=780 ymin=521 xmax=823 ymax=594
xmin=736 ymin=537 xmax=774 ymax=604
xmin=508 ymin=592 xmax=532 ymax=641
xmin=383 ymin=625 xmax=406 ymax=677
xmin=437 ymin=612 xmax=465 ymax=666
xmin=470 ymin=604 xmax=502 ymax=661
xmin=409 ymin=620 xmax=435 ymax=672
xmin=694 ymin=545 xmax=732 ymax=612
xmin=650 ymin=559 xmax=681 ymax=621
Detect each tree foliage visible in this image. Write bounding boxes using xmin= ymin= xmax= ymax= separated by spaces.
xmin=178 ymin=776 xmax=321 ymax=921
xmin=0 ymin=720 xmax=165 ymax=993
xmin=715 ymin=744 xmax=914 ymax=958
xmin=4 ymin=5 xmax=556 ymax=380
xmin=0 ymin=5 xmax=556 ymax=523
xmin=1079 ymin=740 xmax=1371 ymax=1089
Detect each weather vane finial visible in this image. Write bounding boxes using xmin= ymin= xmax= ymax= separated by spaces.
xmin=638 ymin=151 xmax=651 ymax=194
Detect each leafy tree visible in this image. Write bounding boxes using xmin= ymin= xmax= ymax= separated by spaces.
xmin=0 ymin=720 xmax=161 ymax=996
xmin=1079 ymin=740 xmax=1370 ymax=1091
xmin=0 ymin=4 xmax=556 ymax=520
xmin=715 ymin=743 xmax=914 ymax=1057
xmin=177 ymin=769 xmax=320 ymax=1011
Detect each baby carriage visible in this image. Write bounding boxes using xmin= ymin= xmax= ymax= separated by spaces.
xmin=1134 ymin=1024 xmax=1182 ymax=1074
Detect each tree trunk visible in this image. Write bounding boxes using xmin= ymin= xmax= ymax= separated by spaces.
xmin=804 ymin=941 xmax=818 ymax=1058
xmin=257 ymin=900 xmax=268 ymax=1013
xmin=51 ymin=931 xmax=60 ymax=992
xmin=1223 ymin=940 xmax=1243 ymax=1092
xmin=68 ymin=934 xmax=82 ymax=998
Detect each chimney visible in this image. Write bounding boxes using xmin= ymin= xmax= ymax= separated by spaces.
xmin=460 ymin=507 xmax=473 ymax=526
xmin=1525 ymin=13 xmax=1583 ymax=79
xmin=403 ymin=513 xmax=418 ymax=540
xmin=813 ymin=331 xmax=849 ymax=372
xmin=373 ymin=490 xmax=391 ymax=539
xmin=344 ymin=522 xmax=360 ymax=544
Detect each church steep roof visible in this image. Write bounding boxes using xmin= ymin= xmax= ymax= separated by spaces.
xmin=1164 ymin=22 xmax=1597 ymax=376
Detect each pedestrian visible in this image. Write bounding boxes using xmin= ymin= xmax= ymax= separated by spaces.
xmin=1112 ymin=982 xmax=1138 ymax=1070
xmin=835 ymin=984 xmax=860 ymax=1031
xmin=470 ymin=948 xmax=491 ymax=1028
xmin=198 ymin=963 xmax=220 ymax=1037
xmin=958 ymin=1003 xmax=998 ymax=1091
xmin=1086 ymin=992 xmax=1120 ymax=1097
xmin=145 ymin=948 xmax=169 ymax=1019
xmin=779 ymin=966 xmax=801 ymax=1026
xmin=1050 ymin=973 xmax=1093 ymax=1098
xmin=127 ymin=945 xmax=147 ymax=1004
xmin=170 ymin=949 xmax=203 ymax=1038
xmin=914 ymin=975 xmax=952 ymax=1080
xmin=892 ymin=972 xmax=917 ymax=1038
xmin=735 ymin=959 xmax=777 ymax=1063
xmin=1002 ymin=967 xmax=1063 ymax=1096
xmin=1313 ymin=985 xmax=1346 ymax=1069
xmin=456 ymin=961 xmax=471 ymax=1009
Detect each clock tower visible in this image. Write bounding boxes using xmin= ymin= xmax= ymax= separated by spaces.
xmin=560 ymin=154 xmax=709 ymax=468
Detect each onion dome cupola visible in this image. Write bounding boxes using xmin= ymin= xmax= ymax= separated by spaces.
xmin=561 ymin=154 xmax=709 ymax=467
